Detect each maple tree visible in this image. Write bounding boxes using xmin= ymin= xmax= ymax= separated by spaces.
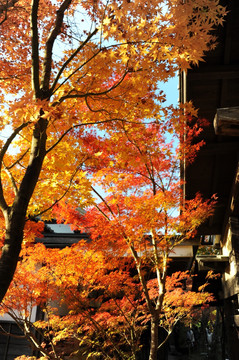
xmin=0 ymin=0 xmax=226 ymax=305
xmin=0 ymin=110 xmax=217 ymax=360
xmin=1 ymin=244 xmax=214 ymax=360
xmin=73 ymin=113 xmax=217 ymax=360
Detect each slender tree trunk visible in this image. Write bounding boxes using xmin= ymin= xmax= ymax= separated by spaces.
xmin=149 ymin=316 xmax=159 ymax=360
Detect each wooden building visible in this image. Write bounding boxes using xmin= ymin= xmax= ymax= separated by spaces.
xmin=180 ymin=0 xmax=239 ymax=358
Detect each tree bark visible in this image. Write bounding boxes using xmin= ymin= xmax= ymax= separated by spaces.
xmin=0 ymin=117 xmax=48 ymax=303
xmin=0 ymin=211 xmax=25 ymax=303
xmin=0 ymin=0 xmax=73 ymax=305
xmin=149 ymin=316 xmax=159 ymax=360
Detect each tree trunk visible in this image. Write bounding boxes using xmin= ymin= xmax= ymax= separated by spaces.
xmin=149 ymin=316 xmax=159 ymax=360
xmin=0 ymin=117 xmax=48 ymax=303
xmin=0 ymin=211 xmax=25 ymax=302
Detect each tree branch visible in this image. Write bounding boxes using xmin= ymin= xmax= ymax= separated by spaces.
xmin=50 ymin=27 xmax=98 ymax=94
xmin=3 ymin=162 xmax=18 ymax=195
xmin=0 ymin=123 xmax=29 ymax=212
xmin=157 ymin=330 xmax=172 ymax=350
xmin=40 ymin=0 xmax=72 ymax=96
xmin=0 ymin=0 xmax=19 ymax=25
xmin=33 ymin=158 xmax=87 ymax=219
xmin=52 ymin=47 xmax=101 ymax=97
xmin=91 ymin=186 xmax=116 ymax=219
xmin=5 ymin=148 xmax=30 ymax=170
xmin=31 ymin=0 xmax=40 ymax=97
xmin=121 ymin=123 xmax=160 ymax=193
xmin=46 ymin=118 xmax=137 ymax=155
xmin=0 ymin=123 xmax=29 ymax=165
xmin=85 ymin=96 xmax=110 ymax=115
xmin=56 ymin=68 xmax=130 ymax=105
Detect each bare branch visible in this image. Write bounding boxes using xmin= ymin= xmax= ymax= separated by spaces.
xmin=91 ymin=183 xmax=155 ymax=315
xmin=3 ymin=162 xmax=18 ymax=195
xmin=41 ymin=0 xmax=72 ymax=95
xmin=121 ymin=123 xmax=161 ymax=194
xmin=0 ymin=123 xmax=29 ymax=165
xmin=52 ymin=47 xmax=102 ymax=97
xmin=0 ymin=122 xmax=29 ymax=212
xmin=46 ymin=124 xmax=78 ymax=154
xmin=32 ymin=157 xmax=88 ymax=219
xmin=0 ymin=0 xmax=19 ymax=25
xmin=31 ymin=0 xmax=40 ymax=97
xmin=51 ymin=27 xmax=98 ymax=94
xmin=46 ymin=118 xmax=137 ymax=155
xmin=157 ymin=330 xmax=172 ymax=350
xmin=85 ymin=96 xmax=110 ymax=115
xmin=5 ymin=148 xmax=30 ymax=170
xmin=93 ymin=202 xmax=111 ymax=222
xmin=91 ymin=186 xmax=115 ymax=222
xmin=57 ymin=69 xmax=130 ymax=104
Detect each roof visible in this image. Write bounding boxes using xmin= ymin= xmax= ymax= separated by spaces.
xmin=180 ymin=0 xmax=239 ymax=237
xmin=36 ymin=223 xmax=90 ymax=248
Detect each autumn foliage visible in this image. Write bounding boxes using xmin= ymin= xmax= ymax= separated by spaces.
xmin=1 ymin=243 xmax=214 ymax=360
xmin=1 ymin=109 xmax=217 ymax=359
xmin=0 ymin=0 xmax=227 ymax=359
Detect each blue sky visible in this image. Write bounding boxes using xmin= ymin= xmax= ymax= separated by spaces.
xmin=159 ymin=75 xmax=179 ymax=107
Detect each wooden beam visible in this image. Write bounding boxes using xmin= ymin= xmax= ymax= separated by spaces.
xmin=188 ymin=66 xmax=239 ymax=81
xmin=197 ymin=255 xmax=229 ymax=272
xmin=214 ymin=106 xmax=239 ymax=136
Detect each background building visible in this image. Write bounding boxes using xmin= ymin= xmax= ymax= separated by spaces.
xmin=180 ymin=1 xmax=239 ymax=358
